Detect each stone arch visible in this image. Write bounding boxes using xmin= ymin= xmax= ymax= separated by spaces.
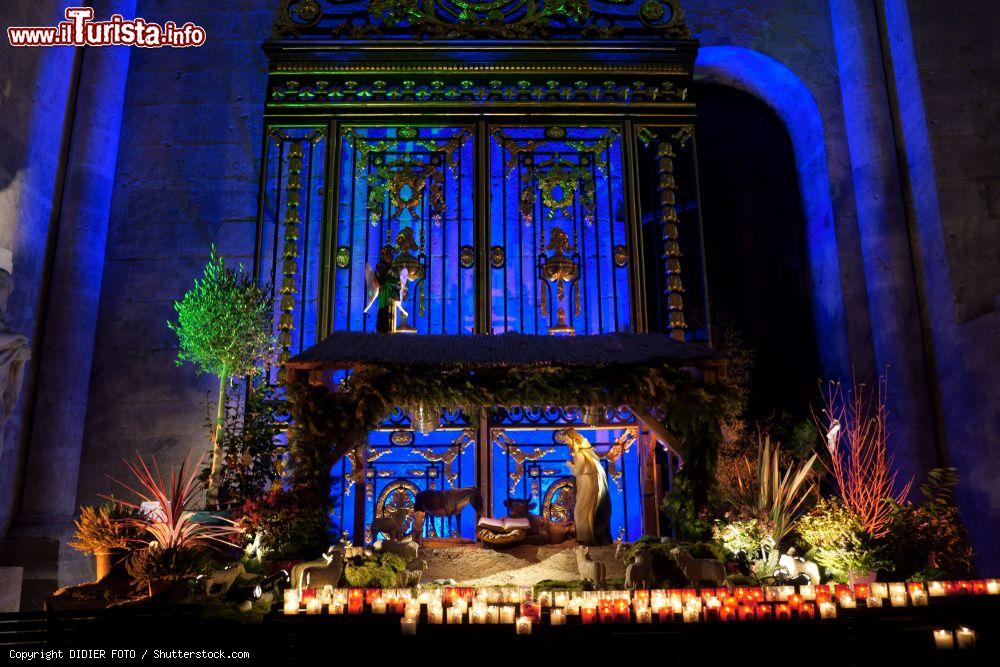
xmin=695 ymin=46 xmax=849 ymax=380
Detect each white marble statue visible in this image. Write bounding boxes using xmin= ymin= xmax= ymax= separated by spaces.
xmin=557 ymin=428 xmax=612 ymax=546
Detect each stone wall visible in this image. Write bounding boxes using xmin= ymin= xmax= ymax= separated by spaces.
xmin=74 ymin=0 xmax=273 ymax=507
xmin=0 ymin=1 xmax=75 ymax=535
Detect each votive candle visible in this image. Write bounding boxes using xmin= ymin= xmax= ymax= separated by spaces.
xmin=372 ymin=597 xmax=387 ymax=614
xmin=933 ymin=629 xmax=954 ymax=650
xmin=928 ymin=581 xmax=946 ymax=597
xmin=550 ymin=609 xmax=566 ymax=625
xmin=819 ymin=602 xmax=837 ymax=619
xmin=775 ymin=604 xmax=791 ymax=620
xmin=400 ymin=618 xmax=417 ymax=636
xmin=866 ymin=596 xmax=883 ymax=608
xmin=956 ymin=627 xmax=976 ymax=650
xmin=306 ymin=597 xmax=322 ymax=615
xmin=636 ymin=607 xmax=652 ymax=624
xmin=987 ymin=580 xmax=999 ymax=595
xmin=515 ymin=616 xmax=532 ymax=635
xmin=446 ymin=608 xmax=463 ymax=624
xmin=581 ymin=605 xmax=597 ymax=625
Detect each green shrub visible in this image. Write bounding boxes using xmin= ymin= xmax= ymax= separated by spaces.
xmin=126 ymin=545 xmax=214 ymax=586
xmin=344 ymin=552 xmax=407 ymax=588
xmin=797 ymin=498 xmax=889 ymax=581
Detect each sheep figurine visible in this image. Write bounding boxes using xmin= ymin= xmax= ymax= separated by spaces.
xmin=625 ymin=548 xmax=654 ymax=590
xmin=670 ymin=547 xmax=729 ymax=588
xmin=575 ymin=545 xmax=607 ymax=588
xmin=290 ymin=546 xmax=345 ymax=591
xmin=777 ymin=548 xmax=821 ymax=584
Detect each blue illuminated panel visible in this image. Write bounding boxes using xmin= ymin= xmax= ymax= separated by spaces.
xmin=489 ymin=126 xmax=631 ymax=334
xmin=364 ymin=428 xmax=478 ymax=543
xmin=491 ymin=425 xmax=642 ymax=542
xmin=332 ymin=126 xmax=476 ymax=335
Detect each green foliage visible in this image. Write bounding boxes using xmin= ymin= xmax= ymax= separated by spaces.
xmin=883 ymin=468 xmax=975 ymax=580
xmin=238 ymin=487 xmax=331 ymax=561
xmin=757 ymin=437 xmax=817 ymax=546
xmin=713 ymin=519 xmax=772 ymax=559
xmin=68 ymin=500 xmax=140 ymax=556
xmin=169 ymin=249 xmax=273 ymax=380
xmin=534 ymin=580 xmax=590 ymax=593
xmin=660 ymin=473 xmax=712 ymax=542
xmin=126 ymin=544 xmax=214 ymax=586
xmin=797 ymin=498 xmax=889 ymax=581
xmin=344 ymin=552 xmax=407 ymax=588
xmin=209 ymin=382 xmax=285 ymax=508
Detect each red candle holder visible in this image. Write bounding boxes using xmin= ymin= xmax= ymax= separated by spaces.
xmin=300 ymin=588 xmax=317 ymax=601
xmin=599 ymin=606 xmax=615 ymax=624
xmin=788 ymin=594 xmax=803 ymax=609
xmin=738 ymin=605 xmax=755 ymax=622
xmin=348 ymin=599 xmax=364 ymax=615
xmin=581 ymin=607 xmax=597 ymax=625
xmin=750 ymin=588 xmax=765 ymax=603
xmin=906 ymin=582 xmax=924 ymax=596
xmin=520 ymin=601 xmax=541 ymax=622
xmin=657 ymin=607 xmax=673 ymax=623
xmin=775 ymin=604 xmax=791 ymax=620
xmin=973 ymin=580 xmax=988 ymax=595
xmin=681 ymin=589 xmax=697 ymax=604
xmin=720 ymin=606 xmax=737 ymax=622
xmin=365 ymin=588 xmax=381 ymax=605
xmin=755 ymin=604 xmax=773 ymax=621
xmin=390 ymin=598 xmax=406 ymax=614
xmin=798 ymin=603 xmax=816 ymax=620
xmin=853 ymin=584 xmax=870 ymax=600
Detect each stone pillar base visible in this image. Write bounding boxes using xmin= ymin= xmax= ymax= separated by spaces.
xmin=0 ymin=566 xmax=23 ymax=612
xmin=1 ymin=517 xmax=92 ymax=610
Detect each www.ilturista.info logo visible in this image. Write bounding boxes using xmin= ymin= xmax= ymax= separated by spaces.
xmin=8 ymin=7 xmax=206 ymax=48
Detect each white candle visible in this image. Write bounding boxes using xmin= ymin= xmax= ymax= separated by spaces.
xmin=911 ymin=590 xmax=928 ymax=606
xmin=955 ymin=627 xmax=976 ymax=650
xmin=987 ymin=580 xmax=999 ymax=595
xmin=515 ymin=616 xmax=532 ymax=635
xmin=282 ymin=589 xmax=300 ymax=615
xmin=869 ymin=583 xmax=888 ymax=599
xmin=400 ymin=618 xmax=417 ymax=636
xmin=933 ymin=629 xmax=954 ymax=650
xmin=329 ymin=601 xmax=344 ymax=615
xmin=799 ymin=585 xmax=816 ymax=601
xmin=372 ymin=597 xmax=387 ymax=614
xmin=866 ymin=596 xmax=883 ymax=608
xmin=446 ymin=608 xmax=463 ymax=624
xmin=636 ymin=607 xmax=652 ymax=624
xmin=306 ymin=597 xmax=322 ymax=615
xmin=500 ymin=606 xmax=516 ymax=624
xmin=838 ymin=594 xmax=856 ymax=609
xmin=427 ymin=604 xmax=444 ymax=624
xmin=890 ymin=592 xmax=907 ymax=607
xmin=538 ymin=591 xmax=552 ymax=607
xmin=486 ymin=606 xmax=499 ymax=624
xmin=682 ymin=606 xmax=700 ymax=623
xmin=554 ymin=592 xmax=568 ymax=608
xmin=550 ymin=609 xmax=565 ymax=625
xmin=819 ymin=602 xmax=837 ymax=619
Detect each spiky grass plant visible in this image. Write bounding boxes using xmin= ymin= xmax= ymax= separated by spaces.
xmin=757 ymin=436 xmax=818 ymax=546
xmin=111 ymin=451 xmax=239 ymax=552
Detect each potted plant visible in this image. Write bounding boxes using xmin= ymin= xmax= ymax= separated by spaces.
xmin=68 ymin=501 xmax=136 ymax=582
xmin=112 ymin=451 xmax=240 ymax=597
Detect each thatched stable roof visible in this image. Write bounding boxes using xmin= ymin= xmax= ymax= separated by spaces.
xmin=287 ymin=331 xmax=724 ymax=371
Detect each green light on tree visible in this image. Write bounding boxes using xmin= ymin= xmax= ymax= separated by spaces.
xmin=169 ymin=248 xmax=273 ymax=503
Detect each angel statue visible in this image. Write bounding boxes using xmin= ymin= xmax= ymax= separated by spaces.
xmin=556 ymin=428 xmax=612 ymax=546
xmin=364 ymin=243 xmax=407 ymax=333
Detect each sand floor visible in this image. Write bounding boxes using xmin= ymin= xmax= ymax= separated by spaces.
xmin=419 ymin=542 xmax=626 ymax=587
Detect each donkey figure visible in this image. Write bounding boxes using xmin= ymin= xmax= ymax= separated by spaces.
xmin=414 ymin=487 xmax=483 ymax=542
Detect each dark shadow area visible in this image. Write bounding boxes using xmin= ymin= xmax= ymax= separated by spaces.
xmin=694 ymin=83 xmax=822 ymax=425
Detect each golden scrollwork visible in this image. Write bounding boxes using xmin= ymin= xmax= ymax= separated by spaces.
xmin=409 ymin=430 xmax=475 ymax=488
xmin=494 ymin=430 xmax=555 ymax=493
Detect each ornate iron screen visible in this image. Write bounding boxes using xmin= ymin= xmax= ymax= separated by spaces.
xmin=259 ymin=0 xmax=705 ymax=541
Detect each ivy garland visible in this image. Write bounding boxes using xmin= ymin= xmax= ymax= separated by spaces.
xmin=287 ymin=361 xmax=739 ymax=526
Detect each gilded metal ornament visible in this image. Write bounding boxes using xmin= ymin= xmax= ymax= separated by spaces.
xmin=613 ymin=244 xmax=628 ymax=267
xmin=542 ymin=476 xmax=576 ymax=522
xmin=490 ymin=245 xmax=506 ymax=269
xmin=335 ymin=245 xmax=351 ymax=269
xmin=459 ymin=245 xmax=475 ymax=269
xmin=409 ymin=430 xmax=475 ymax=488
xmin=494 ymin=431 xmax=555 ymax=493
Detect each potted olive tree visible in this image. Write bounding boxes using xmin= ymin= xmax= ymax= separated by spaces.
xmin=169 ymin=248 xmax=273 ymax=505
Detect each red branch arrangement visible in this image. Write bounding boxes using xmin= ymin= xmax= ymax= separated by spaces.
xmin=818 ymin=377 xmax=912 ymax=539
xmin=109 ymin=451 xmax=238 ymax=551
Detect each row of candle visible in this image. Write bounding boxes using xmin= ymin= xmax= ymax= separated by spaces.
xmin=933 ymin=627 xmax=976 ymax=650
xmin=280 ymin=578 xmax=1000 ymax=618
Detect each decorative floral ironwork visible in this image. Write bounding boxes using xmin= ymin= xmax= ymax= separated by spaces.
xmin=494 ymin=431 xmax=555 ymax=493
xmin=599 ymin=428 xmax=637 ymax=491
xmin=272 ymin=0 xmax=692 ymax=40
xmin=542 ymin=476 xmax=576 ymax=522
xmin=270 ymin=78 xmax=688 ymax=105
xmin=409 ymin=430 xmax=475 ymax=487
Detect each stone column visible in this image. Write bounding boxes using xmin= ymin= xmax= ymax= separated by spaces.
xmin=4 ymin=0 xmax=135 ymax=609
xmin=828 ymin=0 xmax=940 ymax=483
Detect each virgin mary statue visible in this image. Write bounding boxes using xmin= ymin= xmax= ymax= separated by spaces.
xmin=557 ymin=428 xmax=612 ymax=546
